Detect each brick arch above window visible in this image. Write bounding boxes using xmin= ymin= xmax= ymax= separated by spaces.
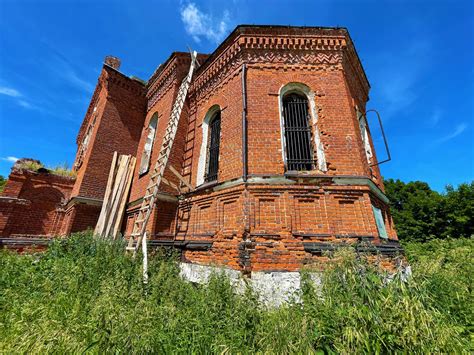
xmin=278 ymin=82 xmax=327 ymax=172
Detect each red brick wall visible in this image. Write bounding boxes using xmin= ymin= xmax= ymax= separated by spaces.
xmin=71 ymin=65 xmax=146 ymax=200
xmin=171 ymin=26 xmax=398 ymax=271
xmin=60 ymin=203 xmax=102 ymax=235
xmin=62 ymin=64 xmax=147 ymax=233
xmin=0 ymin=170 xmax=74 ymax=237
xmin=125 ymin=53 xmax=198 ymax=236
xmin=184 ymin=70 xmax=244 ymax=186
xmin=179 ymin=183 xmax=397 ymax=272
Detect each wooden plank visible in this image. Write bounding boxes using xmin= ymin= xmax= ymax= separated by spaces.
xmin=168 ymin=165 xmax=193 ymax=190
xmin=95 ymin=152 xmax=118 ymax=236
xmin=94 ymin=152 xmax=118 ymax=236
xmin=101 ymin=155 xmax=125 ymax=237
xmin=104 ymin=155 xmax=129 ymax=238
xmin=112 ymin=156 xmax=136 ymax=239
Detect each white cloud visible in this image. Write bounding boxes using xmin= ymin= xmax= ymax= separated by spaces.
xmin=180 ymin=2 xmax=230 ymax=43
xmin=0 ymin=85 xmax=35 ymax=109
xmin=436 ymin=123 xmax=468 ymax=143
xmin=1 ymin=156 xmax=19 ymax=163
xmin=0 ymin=86 xmax=21 ymax=98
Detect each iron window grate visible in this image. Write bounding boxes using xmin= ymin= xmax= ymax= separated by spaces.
xmin=205 ymin=112 xmax=221 ymax=182
xmin=283 ymin=94 xmax=316 ymax=171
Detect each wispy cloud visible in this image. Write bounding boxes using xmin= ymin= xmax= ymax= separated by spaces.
xmin=436 ymin=123 xmax=468 ymax=143
xmin=1 ymin=156 xmax=19 ymax=163
xmin=18 ymin=100 xmax=33 ymax=109
xmin=42 ymin=43 xmax=94 ymax=93
xmin=369 ymin=39 xmax=432 ymax=120
xmin=180 ymin=2 xmax=230 ymax=43
xmin=61 ymin=68 xmax=94 ymax=93
xmin=429 ymin=108 xmax=442 ymax=127
xmin=0 ymin=86 xmax=21 ymax=98
xmin=0 ymin=85 xmax=35 ymax=109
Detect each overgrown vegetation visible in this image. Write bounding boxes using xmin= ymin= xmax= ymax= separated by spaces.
xmin=14 ymin=159 xmax=76 ymax=178
xmin=1 ymin=233 xmax=472 ymax=353
xmin=385 ymin=179 xmax=473 ymax=241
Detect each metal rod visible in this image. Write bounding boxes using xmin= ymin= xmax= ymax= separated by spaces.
xmin=365 ymin=109 xmax=392 ymax=167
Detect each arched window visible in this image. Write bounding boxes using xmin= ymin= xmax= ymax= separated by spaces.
xmin=139 ymin=113 xmax=158 ymax=175
xmin=282 ymin=93 xmax=314 ymax=171
xmin=205 ymin=111 xmax=221 ymax=182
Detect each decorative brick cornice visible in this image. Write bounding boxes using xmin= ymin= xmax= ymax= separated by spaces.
xmin=77 ymin=64 xmax=145 ymax=146
xmin=146 ymin=53 xmax=191 ymax=112
xmin=190 ymin=26 xmax=370 ymax=102
xmin=103 ymin=65 xmax=145 ymax=97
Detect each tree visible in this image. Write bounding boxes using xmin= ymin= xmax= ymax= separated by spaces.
xmin=384 ymin=179 xmax=473 ymax=241
xmin=0 ymin=175 xmax=6 ymax=193
xmin=441 ymin=182 xmax=474 ymax=239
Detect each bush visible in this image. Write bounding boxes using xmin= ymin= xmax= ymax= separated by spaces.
xmin=1 ymin=232 xmax=472 ymax=353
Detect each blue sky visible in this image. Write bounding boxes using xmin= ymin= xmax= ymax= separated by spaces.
xmin=0 ymin=0 xmax=473 ymax=191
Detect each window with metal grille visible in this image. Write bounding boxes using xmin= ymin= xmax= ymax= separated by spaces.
xmin=282 ymin=93 xmax=315 ymax=171
xmin=205 ymin=111 xmax=221 ymax=182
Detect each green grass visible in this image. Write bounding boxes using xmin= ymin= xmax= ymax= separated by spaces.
xmin=1 ymin=233 xmax=472 ymax=353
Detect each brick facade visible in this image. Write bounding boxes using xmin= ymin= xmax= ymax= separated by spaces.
xmin=1 ymin=25 xmax=401 ymax=274
xmin=63 ymin=63 xmax=147 ymax=233
xmin=122 ymin=25 xmax=400 ymax=273
xmin=0 ymin=166 xmax=74 ymax=237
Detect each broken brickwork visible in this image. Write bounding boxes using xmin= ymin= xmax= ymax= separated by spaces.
xmin=0 ymin=164 xmax=74 ymax=237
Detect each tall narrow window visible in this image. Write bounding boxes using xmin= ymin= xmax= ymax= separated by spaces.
xmin=139 ymin=113 xmax=158 ymax=175
xmin=358 ymin=109 xmax=373 ymax=163
xmin=283 ymin=93 xmax=314 ymax=171
xmin=205 ymin=111 xmax=221 ymax=182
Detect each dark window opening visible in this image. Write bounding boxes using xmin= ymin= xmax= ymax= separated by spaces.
xmin=205 ymin=111 xmax=221 ymax=182
xmin=283 ymin=93 xmax=315 ymax=171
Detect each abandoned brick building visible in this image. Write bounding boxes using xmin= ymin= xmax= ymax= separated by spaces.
xmin=1 ymin=25 xmax=401 ymax=282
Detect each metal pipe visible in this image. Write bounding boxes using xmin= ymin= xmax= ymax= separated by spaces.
xmin=365 ymin=109 xmax=392 ymax=167
xmin=241 ymin=64 xmax=248 ymax=181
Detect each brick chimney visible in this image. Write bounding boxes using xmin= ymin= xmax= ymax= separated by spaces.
xmin=104 ymin=56 xmax=121 ymax=70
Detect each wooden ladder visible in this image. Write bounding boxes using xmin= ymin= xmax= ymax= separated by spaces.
xmin=126 ymin=51 xmax=197 ymax=255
